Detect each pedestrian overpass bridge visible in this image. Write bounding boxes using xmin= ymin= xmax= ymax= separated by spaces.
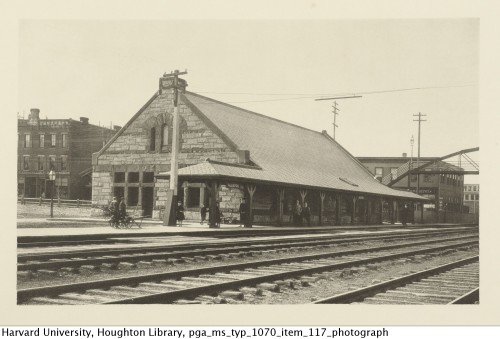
xmin=381 ymin=147 xmax=479 ymax=187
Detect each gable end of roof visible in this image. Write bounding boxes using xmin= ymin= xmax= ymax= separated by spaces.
xmin=93 ymin=91 xmax=160 ymax=165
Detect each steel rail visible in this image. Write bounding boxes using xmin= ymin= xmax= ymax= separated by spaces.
xmin=17 ymin=228 xmax=477 ymax=264
xmin=312 ymin=256 xmax=478 ymax=304
xmin=18 ymin=238 xmax=478 ymax=303
xmin=17 ymin=233 xmax=478 ymax=272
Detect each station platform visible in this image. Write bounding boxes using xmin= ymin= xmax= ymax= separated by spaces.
xmin=16 ymin=217 xmax=473 ymax=238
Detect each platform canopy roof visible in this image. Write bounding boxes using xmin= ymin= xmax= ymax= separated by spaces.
xmin=159 ymin=92 xmax=427 ymax=201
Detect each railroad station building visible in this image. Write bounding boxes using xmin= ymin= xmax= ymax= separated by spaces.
xmin=91 ymin=75 xmax=427 ymax=226
xmin=18 ymin=109 xmax=118 ymax=200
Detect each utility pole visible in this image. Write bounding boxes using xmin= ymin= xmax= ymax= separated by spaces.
xmin=161 ymin=69 xmax=188 ymax=226
xmin=413 ymin=113 xmax=426 ymax=223
xmin=315 ymin=95 xmax=362 ymax=139
xmin=332 ymin=101 xmax=339 ymax=140
xmin=413 ymin=112 xmax=426 ymax=196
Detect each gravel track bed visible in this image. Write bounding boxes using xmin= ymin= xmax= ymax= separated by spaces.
xmin=246 ymin=247 xmax=478 ymax=304
xmin=18 ymin=236 xmax=475 ymax=290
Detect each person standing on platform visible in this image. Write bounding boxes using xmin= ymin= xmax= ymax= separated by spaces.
xmin=215 ymin=203 xmax=222 ymax=228
xmin=302 ymin=202 xmax=311 ymax=226
xmin=401 ymin=203 xmax=409 ymax=226
xmin=200 ymin=204 xmax=207 ymax=225
xmin=108 ymin=196 xmax=118 ymax=226
xmin=293 ymin=200 xmax=302 ymax=226
xmin=177 ymin=201 xmax=185 ymax=227
xmin=239 ymin=198 xmax=248 ymax=227
xmin=118 ymin=197 xmax=127 ymax=224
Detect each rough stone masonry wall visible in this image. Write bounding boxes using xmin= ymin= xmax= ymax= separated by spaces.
xmin=92 ymin=91 xmax=239 ymax=218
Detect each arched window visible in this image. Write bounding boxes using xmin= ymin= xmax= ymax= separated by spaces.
xmin=161 ymin=124 xmax=169 ymax=147
xmin=161 ymin=123 xmax=172 ymax=148
xmin=150 ymin=127 xmax=156 ymax=151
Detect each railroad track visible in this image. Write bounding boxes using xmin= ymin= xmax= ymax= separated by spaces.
xmin=313 ymin=256 xmax=479 ymax=305
xmin=18 ymin=236 xmax=478 ymax=305
xmin=18 ymin=229 xmax=478 ymax=275
xmin=17 ymin=224 xmax=477 ymax=248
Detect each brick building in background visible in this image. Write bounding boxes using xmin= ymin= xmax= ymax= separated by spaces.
xmin=463 ymin=184 xmax=479 ymax=214
xmin=18 ymin=109 xmax=118 ymax=200
xmin=357 ymin=156 xmax=465 ymax=212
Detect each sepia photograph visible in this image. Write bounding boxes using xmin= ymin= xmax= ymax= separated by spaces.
xmin=14 ymin=18 xmax=480 ymax=307
xmin=4 ymin=0 xmax=500 ymax=329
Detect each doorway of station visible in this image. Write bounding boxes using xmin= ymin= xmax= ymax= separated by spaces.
xmin=142 ymin=187 xmax=154 ymax=217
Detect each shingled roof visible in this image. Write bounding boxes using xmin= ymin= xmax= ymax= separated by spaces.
xmin=161 ymin=92 xmax=426 ymax=201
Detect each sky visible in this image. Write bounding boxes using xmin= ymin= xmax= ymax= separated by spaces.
xmin=18 ymin=19 xmax=479 ymax=178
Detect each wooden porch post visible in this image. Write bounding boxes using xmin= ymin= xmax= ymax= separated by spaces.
xmin=366 ymin=198 xmax=371 ymax=224
xmin=351 ymin=196 xmax=357 ymax=225
xmin=319 ymin=192 xmax=326 ymax=226
xmin=208 ymin=181 xmax=219 ymax=228
xmin=379 ymin=197 xmax=384 ymax=225
xmin=276 ymin=187 xmax=284 ymax=226
xmin=246 ymin=184 xmax=257 ymax=227
xmin=299 ymin=189 xmax=308 ymax=204
xmin=390 ymin=200 xmax=396 ymax=224
xmin=336 ymin=193 xmax=342 ymax=226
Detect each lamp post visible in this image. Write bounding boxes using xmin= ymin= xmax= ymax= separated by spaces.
xmin=49 ymin=170 xmax=56 ymax=218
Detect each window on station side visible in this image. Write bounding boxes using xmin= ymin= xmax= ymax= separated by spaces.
xmin=50 ymin=134 xmax=57 ymax=147
xmin=143 ymin=172 xmax=155 ymax=183
xmin=113 ymin=187 xmax=124 ymax=200
xmin=128 ymin=187 xmax=139 ymax=206
xmin=161 ymin=123 xmax=173 ymax=149
xmin=128 ymin=172 xmax=139 ymax=183
xmin=114 ymin=172 xmax=125 ymax=183
xmin=149 ymin=127 xmax=156 ymax=151
xmin=186 ymin=187 xmax=201 ymax=208
xmin=423 ymin=174 xmax=431 ymax=182
xmin=411 ymin=174 xmax=417 ymax=182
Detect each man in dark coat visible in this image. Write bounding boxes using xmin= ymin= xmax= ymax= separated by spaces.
xmin=200 ymin=204 xmax=207 ymax=225
xmin=401 ymin=203 xmax=409 ymax=226
xmin=239 ymin=198 xmax=248 ymax=227
xmin=302 ymin=202 xmax=311 ymax=226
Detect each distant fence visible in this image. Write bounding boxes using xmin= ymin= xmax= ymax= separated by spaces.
xmin=17 ymin=196 xmax=92 ymax=208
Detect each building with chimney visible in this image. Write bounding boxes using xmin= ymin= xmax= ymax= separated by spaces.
xmin=17 ymin=109 xmax=118 ymax=200
xmin=91 ymin=75 xmax=427 ymax=226
xmin=357 ymin=156 xmax=465 ymax=213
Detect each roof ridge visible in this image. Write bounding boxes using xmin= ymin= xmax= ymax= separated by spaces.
xmin=184 ymin=91 xmax=325 ymax=137
xmin=321 ymin=131 xmax=381 ymax=181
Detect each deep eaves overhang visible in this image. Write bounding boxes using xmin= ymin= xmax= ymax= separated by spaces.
xmin=156 ymin=161 xmax=429 ymax=202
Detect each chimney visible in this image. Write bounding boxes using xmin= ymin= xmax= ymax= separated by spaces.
xmin=402 ymin=153 xmax=407 ymax=158
xmin=80 ymin=117 xmax=89 ymax=125
xmin=28 ymin=108 xmax=40 ymax=125
xmin=237 ymin=150 xmax=250 ymax=165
